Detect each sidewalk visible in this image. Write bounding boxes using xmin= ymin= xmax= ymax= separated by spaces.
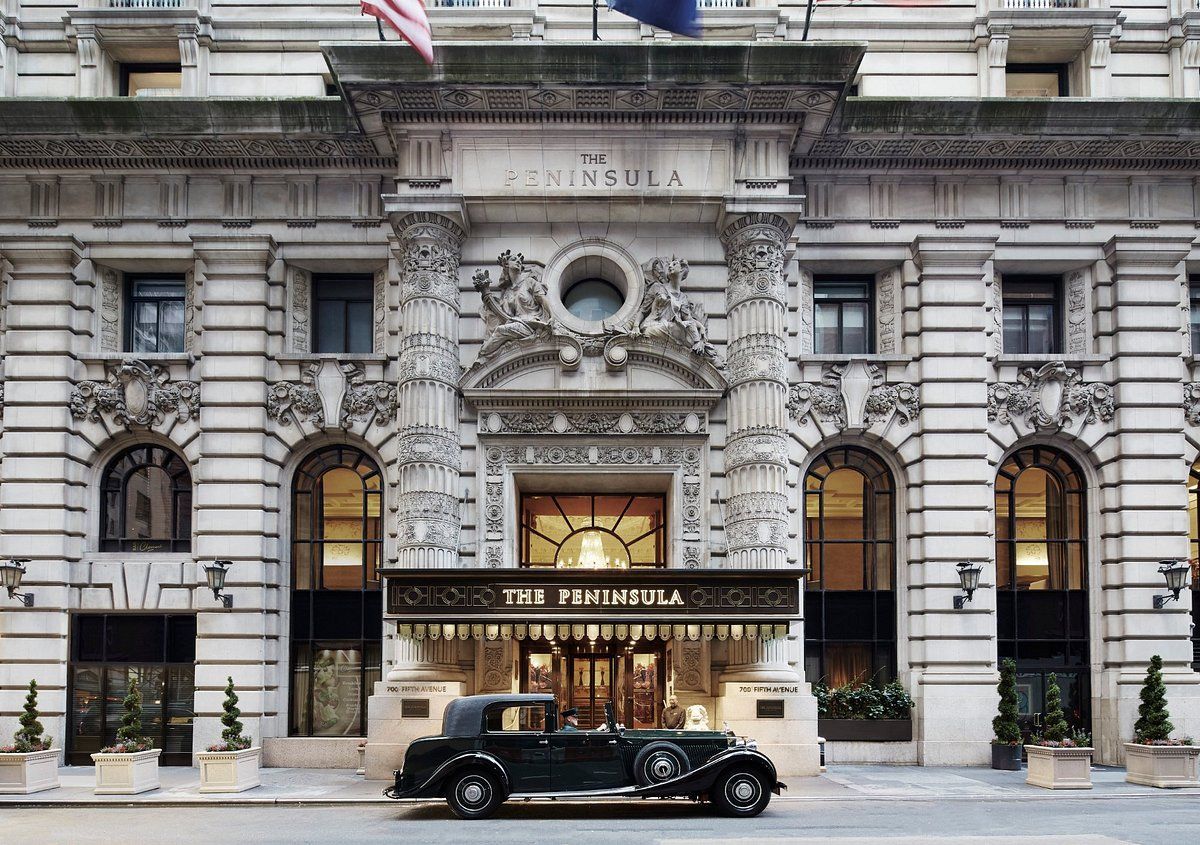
xmin=3 ymin=764 xmax=1198 ymax=806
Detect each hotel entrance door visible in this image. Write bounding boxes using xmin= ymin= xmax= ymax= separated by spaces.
xmin=521 ymin=642 xmax=666 ymax=729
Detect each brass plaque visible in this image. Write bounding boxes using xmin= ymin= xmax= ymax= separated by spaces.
xmin=401 ymin=698 xmax=430 ymax=719
xmin=756 ymin=699 xmax=785 ymax=719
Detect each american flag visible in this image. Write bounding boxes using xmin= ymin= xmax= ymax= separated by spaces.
xmin=361 ymin=0 xmax=434 ymax=65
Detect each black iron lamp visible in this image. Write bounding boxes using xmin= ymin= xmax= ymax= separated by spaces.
xmin=953 ymin=561 xmax=983 ymax=610
xmin=204 ymin=559 xmax=234 ymax=609
xmin=0 ymin=558 xmax=34 ymax=607
xmin=1153 ymin=560 xmax=1192 ymax=609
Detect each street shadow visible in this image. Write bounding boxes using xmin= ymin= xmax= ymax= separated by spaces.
xmin=394 ymin=798 xmax=719 ymax=822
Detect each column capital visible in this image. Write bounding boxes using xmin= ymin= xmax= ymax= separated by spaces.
xmin=390 ymin=210 xmax=468 ymax=248
xmin=719 ymin=210 xmax=792 ymax=251
xmin=1103 ymin=235 xmax=1193 ymax=270
xmin=910 ymin=235 xmax=998 ymax=271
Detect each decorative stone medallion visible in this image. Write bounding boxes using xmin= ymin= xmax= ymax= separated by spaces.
xmin=988 ymin=362 xmax=1114 ymax=430
xmin=70 ymin=359 xmax=199 ymax=428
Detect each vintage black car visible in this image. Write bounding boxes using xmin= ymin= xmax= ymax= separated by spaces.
xmin=385 ymin=693 xmax=784 ymax=819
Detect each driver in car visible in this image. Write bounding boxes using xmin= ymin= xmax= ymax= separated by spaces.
xmin=559 ymin=707 xmax=581 ymax=731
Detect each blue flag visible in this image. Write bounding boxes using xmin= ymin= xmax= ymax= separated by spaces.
xmin=608 ymin=0 xmax=699 ymax=38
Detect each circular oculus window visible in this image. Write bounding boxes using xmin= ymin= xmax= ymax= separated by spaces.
xmin=562 ymin=278 xmax=624 ymax=322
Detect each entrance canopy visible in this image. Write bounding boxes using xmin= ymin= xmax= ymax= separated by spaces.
xmin=383 ymin=567 xmax=803 ymax=641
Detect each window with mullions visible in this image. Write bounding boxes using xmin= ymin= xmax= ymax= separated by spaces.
xmin=1002 ymin=276 xmax=1061 ymax=355
xmin=313 ymin=275 xmax=374 ymax=354
xmin=814 ymin=277 xmax=872 ymax=355
xmin=1189 ymin=277 xmax=1200 ymax=355
xmin=127 ymin=275 xmax=186 ymax=354
xmin=290 ymin=447 xmax=383 ymax=737
xmin=100 ymin=445 xmax=192 ymax=552
xmin=803 ymin=448 xmax=896 ymax=687
xmin=520 ymin=494 xmax=666 ymax=568
xmin=1187 ymin=460 xmax=1200 ymax=671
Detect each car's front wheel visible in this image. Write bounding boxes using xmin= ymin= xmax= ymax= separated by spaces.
xmin=445 ymin=769 xmax=503 ymax=820
xmin=710 ymin=766 xmax=771 ymax=818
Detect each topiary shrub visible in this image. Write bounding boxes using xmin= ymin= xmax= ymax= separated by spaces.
xmin=1133 ymin=654 xmax=1176 ymax=745
xmin=101 ymin=679 xmax=153 ymax=753
xmin=992 ymin=659 xmax=1021 ymax=746
xmin=2 ymin=679 xmax=52 ymax=753
xmin=208 ymin=676 xmax=252 ymax=752
xmin=1029 ymin=672 xmax=1083 ymax=747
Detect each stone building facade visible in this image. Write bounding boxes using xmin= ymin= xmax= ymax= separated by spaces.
xmin=0 ymin=1 xmax=1199 ymax=779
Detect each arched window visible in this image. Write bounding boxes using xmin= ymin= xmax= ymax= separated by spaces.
xmin=289 ymin=447 xmax=383 ymax=737
xmin=100 ymin=445 xmax=192 ymax=552
xmin=803 ymin=447 xmax=896 ymax=687
xmin=995 ymin=446 xmax=1090 ymax=737
xmin=520 ymin=494 xmax=666 ymax=568
xmin=1188 ymin=460 xmax=1200 ymax=671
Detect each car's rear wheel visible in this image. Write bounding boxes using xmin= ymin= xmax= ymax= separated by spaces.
xmin=632 ymin=741 xmax=691 ymax=787
xmin=710 ymin=766 xmax=771 ymax=818
xmin=445 ymin=769 xmax=503 ymax=820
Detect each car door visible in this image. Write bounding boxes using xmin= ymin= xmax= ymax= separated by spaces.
xmin=478 ymin=702 xmax=552 ymax=793
xmin=548 ymin=730 xmax=627 ymax=792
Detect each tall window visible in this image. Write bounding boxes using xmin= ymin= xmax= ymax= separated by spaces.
xmin=520 ymin=494 xmax=666 ymax=568
xmin=1188 ymin=460 xmax=1200 ymax=671
xmin=313 ymin=275 xmax=374 ymax=354
xmin=100 ymin=445 xmax=192 ymax=552
xmin=814 ymin=277 xmax=872 ymax=355
xmin=995 ymin=447 xmax=1090 ymax=736
xmin=803 ymin=448 xmax=896 ymax=686
xmin=290 ymin=447 xmax=383 ymax=737
xmin=127 ymin=275 xmax=186 ymax=354
xmin=1189 ymin=277 xmax=1200 ymax=355
xmin=1002 ymin=276 xmax=1060 ymax=355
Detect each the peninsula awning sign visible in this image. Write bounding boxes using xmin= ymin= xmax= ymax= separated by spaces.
xmin=383 ymin=569 xmax=802 ymax=622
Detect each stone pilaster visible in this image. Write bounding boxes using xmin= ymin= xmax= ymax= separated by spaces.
xmin=908 ymin=236 xmax=998 ymax=766
xmin=0 ymin=236 xmax=87 ymax=757
xmin=190 ymin=235 xmax=280 ymax=756
xmin=1097 ymin=236 xmax=1198 ymax=764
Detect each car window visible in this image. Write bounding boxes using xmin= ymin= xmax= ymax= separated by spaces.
xmin=483 ymin=705 xmax=547 ymax=733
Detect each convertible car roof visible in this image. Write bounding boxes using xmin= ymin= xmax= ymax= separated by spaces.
xmin=441 ymin=693 xmax=557 ymax=737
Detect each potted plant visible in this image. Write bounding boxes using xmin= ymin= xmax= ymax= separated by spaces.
xmin=815 ymin=680 xmax=914 ymax=741
xmin=991 ymin=658 xmax=1022 ymax=771
xmin=92 ymin=679 xmax=161 ymax=794
xmin=1024 ymin=672 xmax=1093 ymax=789
xmin=1124 ymin=654 xmax=1199 ymax=788
xmin=0 ymin=679 xmax=59 ymax=794
xmin=198 ymin=676 xmax=261 ymax=793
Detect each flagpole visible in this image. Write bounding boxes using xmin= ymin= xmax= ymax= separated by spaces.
xmin=593 ymin=0 xmax=599 ymax=42
xmin=802 ymin=0 xmax=815 ymax=41
xmin=377 ymin=17 xmax=385 ymax=41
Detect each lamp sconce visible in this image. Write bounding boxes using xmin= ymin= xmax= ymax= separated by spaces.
xmin=0 ymin=558 xmax=34 ymax=607
xmin=953 ymin=561 xmax=983 ymax=610
xmin=1153 ymin=559 xmax=1192 ymax=610
xmin=204 ymin=559 xmax=234 ymax=609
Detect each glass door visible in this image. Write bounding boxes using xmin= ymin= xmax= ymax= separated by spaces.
xmin=568 ymin=652 xmax=615 ymax=729
xmin=1015 ymin=670 xmax=1088 ymax=747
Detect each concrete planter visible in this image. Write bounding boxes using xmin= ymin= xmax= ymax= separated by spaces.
xmin=197 ymin=746 xmax=262 ymax=793
xmin=91 ymin=748 xmax=161 ymax=795
xmin=0 ymin=749 xmax=60 ymax=794
xmin=991 ymin=743 xmax=1022 ymax=771
xmin=817 ymin=719 xmax=912 ymax=742
xmin=1123 ymin=743 xmax=1200 ymax=788
xmin=1024 ymin=745 xmax=1093 ymax=789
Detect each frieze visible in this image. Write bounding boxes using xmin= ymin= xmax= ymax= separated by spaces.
xmin=482 ymin=411 xmax=702 ymax=436
xmin=0 ymin=137 xmax=385 ymax=170
xmin=788 ymin=362 xmax=919 ymax=430
xmin=723 ymin=434 xmax=789 ymax=470
xmin=70 ymin=359 xmax=199 ymax=428
xmin=397 ymin=434 xmax=462 ymax=470
xmin=988 ymin=362 xmax=1114 ymax=430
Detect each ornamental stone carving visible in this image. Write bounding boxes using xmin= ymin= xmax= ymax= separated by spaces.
xmin=638 ymin=257 xmax=720 ymax=364
xmin=71 ymin=359 xmax=199 ymax=428
xmin=480 ymin=410 xmax=704 ymax=436
xmin=988 ymin=362 xmax=1114 ymax=430
xmin=267 ymin=376 xmax=324 ymax=427
xmin=788 ymin=361 xmax=920 ymax=430
xmin=1182 ymin=383 xmax=1200 ymax=427
xmin=470 ymin=251 xmax=722 ymax=370
xmin=267 ymin=361 xmax=396 ymax=429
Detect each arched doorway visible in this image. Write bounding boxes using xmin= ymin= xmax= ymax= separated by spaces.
xmin=1187 ymin=460 xmax=1200 ymax=671
xmin=289 ymin=446 xmax=383 ymax=737
xmin=802 ymin=447 xmax=897 ymax=687
xmin=995 ymin=446 xmax=1090 ymax=742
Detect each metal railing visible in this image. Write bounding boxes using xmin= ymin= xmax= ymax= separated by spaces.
xmin=102 ymin=0 xmax=185 ymax=7
xmin=999 ymin=0 xmax=1089 ymax=9
xmin=427 ymin=0 xmax=513 ymax=8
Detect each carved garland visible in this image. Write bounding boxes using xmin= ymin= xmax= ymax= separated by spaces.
xmin=788 ymin=362 xmax=920 ymax=430
xmin=70 ymin=359 xmax=199 ymax=428
xmin=988 ymin=362 xmax=1114 ymax=430
xmin=266 ymin=362 xmax=398 ymax=429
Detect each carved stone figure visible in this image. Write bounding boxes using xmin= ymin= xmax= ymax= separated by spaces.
xmin=473 ymin=250 xmax=553 ymax=359
xmin=70 ymin=358 xmax=200 ymax=428
xmin=638 ymin=256 xmax=720 ymax=363
xmin=1184 ymin=383 xmax=1200 ymax=427
xmin=988 ymin=361 xmax=1114 ymax=429
xmin=684 ymin=704 xmax=711 ymax=731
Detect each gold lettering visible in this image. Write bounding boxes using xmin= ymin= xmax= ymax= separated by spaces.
xmin=534 ymin=589 xmax=544 ymax=604
xmin=571 ymin=588 xmax=583 ymax=604
xmin=585 ymin=589 xmax=600 ymax=604
xmin=559 ymin=589 xmax=571 ymax=605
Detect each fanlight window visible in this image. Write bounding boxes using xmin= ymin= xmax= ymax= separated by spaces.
xmin=520 ymin=494 xmax=666 ymax=568
xmin=100 ymin=445 xmax=192 ymax=552
xmin=995 ymin=447 xmax=1085 ymax=591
